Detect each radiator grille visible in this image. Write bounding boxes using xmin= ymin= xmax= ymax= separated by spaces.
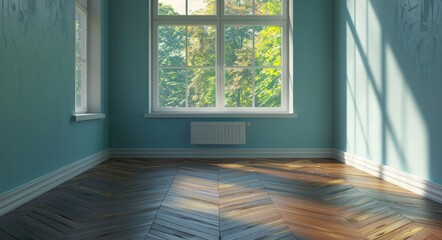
xmin=191 ymin=122 xmax=246 ymax=145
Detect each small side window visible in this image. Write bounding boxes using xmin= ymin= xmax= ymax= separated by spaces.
xmin=75 ymin=1 xmax=88 ymax=113
xmin=73 ymin=0 xmax=104 ymax=120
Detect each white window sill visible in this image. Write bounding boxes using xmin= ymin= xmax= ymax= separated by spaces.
xmin=73 ymin=113 xmax=106 ymax=122
xmin=145 ymin=112 xmax=298 ymax=119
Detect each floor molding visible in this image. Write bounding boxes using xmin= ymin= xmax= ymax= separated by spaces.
xmin=2 ymin=148 xmax=441 ymax=218
xmin=110 ymin=148 xmax=334 ymax=159
xmin=333 ymin=149 xmax=442 ymax=204
xmin=0 ymin=150 xmax=109 ymax=217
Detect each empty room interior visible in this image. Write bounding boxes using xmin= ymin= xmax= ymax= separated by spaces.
xmin=1 ymin=0 xmax=442 ymax=239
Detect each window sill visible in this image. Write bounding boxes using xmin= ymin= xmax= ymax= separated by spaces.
xmin=73 ymin=113 xmax=106 ymax=122
xmin=144 ymin=112 xmax=298 ymax=119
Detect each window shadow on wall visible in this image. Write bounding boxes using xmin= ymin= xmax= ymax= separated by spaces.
xmin=337 ymin=0 xmax=442 ymax=186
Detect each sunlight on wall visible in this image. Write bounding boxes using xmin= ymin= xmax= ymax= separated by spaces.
xmin=385 ymin=44 xmax=429 ymax=176
xmin=344 ymin=0 xmax=429 ymax=179
xmin=345 ymin=0 xmax=355 ymax=153
xmin=365 ymin=1 xmax=383 ymax=163
xmin=345 ymin=0 xmax=384 ymax=160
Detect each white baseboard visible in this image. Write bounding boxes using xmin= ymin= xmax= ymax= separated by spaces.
xmin=110 ymin=148 xmax=334 ymax=159
xmin=333 ymin=150 xmax=442 ymax=204
xmin=0 ymin=150 xmax=109 ymax=217
xmin=2 ymin=148 xmax=441 ymax=218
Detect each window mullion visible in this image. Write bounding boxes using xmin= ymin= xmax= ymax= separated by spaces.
xmin=217 ymin=21 xmax=224 ymax=111
xmin=218 ymin=0 xmax=224 ymax=95
xmin=252 ymin=26 xmax=256 ymax=108
xmin=220 ymin=0 xmax=224 ymax=20
xmin=216 ymin=0 xmax=224 ymax=111
xmin=185 ymin=26 xmax=189 ymax=108
xmin=252 ymin=0 xmax=255 ymax=15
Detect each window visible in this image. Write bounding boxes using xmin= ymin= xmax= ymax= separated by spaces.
xmin=75 ymin=1 xmax=88 ymax=113
xmin=150 ymin=0 xmax=293 ymax=116
xmin=73 ymin=0 xmax=105 ymax=121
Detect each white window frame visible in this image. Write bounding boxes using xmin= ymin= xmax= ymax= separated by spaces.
xmin=73 ymin=0 xmax=106 ymax=121
xmin=149 ymin=0 xmax=294 ymax=118
xmin=75 ymin=1 xmax=88 ymax=114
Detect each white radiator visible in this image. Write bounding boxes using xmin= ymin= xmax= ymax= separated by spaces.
xmin=191 ymin=122 xmax=246 ymax=145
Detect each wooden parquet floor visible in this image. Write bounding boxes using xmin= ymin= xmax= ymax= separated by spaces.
xmin=0 ymin=158 xmax=442 ymax=239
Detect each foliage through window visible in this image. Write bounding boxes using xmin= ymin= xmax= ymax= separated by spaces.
xmin=75 ymin=2 xmax=87 ymax=113
xmin=152 ymin=0 xmax=290 ymax=114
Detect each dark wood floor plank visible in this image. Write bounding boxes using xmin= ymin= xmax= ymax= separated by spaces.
xmin=0 ymin=229 xmax=16 ymax=240
xmin=219 ymin=160 xmax=294 ymax=239
xmin=148 ymin=160 xmax=220 ymax=239
xmin=0 ymin=158 xmax=441 ymax=239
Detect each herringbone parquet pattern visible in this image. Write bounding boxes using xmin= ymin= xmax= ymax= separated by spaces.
xmin=0 ymin=158 xmax=441 ymax=239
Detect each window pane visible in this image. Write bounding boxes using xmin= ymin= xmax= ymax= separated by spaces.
xmin=224 ymin=0 xmax=253 ymax=15
xmin=75 ymin=60 xmax=86 ymax=108
xmin=75 ymin=11 xmax=86 ymax=59
xmin=255 ymin=68 xmax=281 ymax=107
xmin=75 ymin=7 xmax=86 ymax=112
xmin=225 ymin=68 xmax=253 ymax=107
xmin=188 ymin=25 xmax=216 ymax=67
xmin=188 ymin=0 xmax=216 ymax=15
xmin=224 ymin=26 xmax=253 ymax=66
xmin=158 ymin=26 xmax=186 ymax=66
xmin=158 ymin=0 xmax=186 ymax=15
xmin=255 ymin=0 xmax=283 ymax=15
xmin=255 ymin=26 xmax=282 ymax=67
xmin=159 ymin=69 xmax=187 ymax=107
xmin=188 ymin=68 xmax=216 ymax=107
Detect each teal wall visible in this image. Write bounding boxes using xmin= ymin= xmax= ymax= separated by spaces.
xmin=0 ymin=0 xmax=109 ymax=193
xmin=2 ymin=0 xmax=441 ymax=196
xmin=108 ymin=0 xmax=335 ymax=149
xmin=335 ymin=0 xmax=442 ymax=185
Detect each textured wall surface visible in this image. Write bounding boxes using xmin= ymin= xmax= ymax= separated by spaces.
xmin=0 ymin=0 xmax=108 ymax=194
xmin=1 ymin=0 xmax=441 ymax=195
xmin=108 ymin=0 xmax=335 ymax=149
xmin=335 ymin=0 xmax=442 ymax=184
